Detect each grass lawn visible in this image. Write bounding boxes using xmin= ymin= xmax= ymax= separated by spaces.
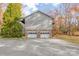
xmin=54 ymin=34 xmax=79 ymax=44
xmin=0 ymin=36 xmax=25 ymax=40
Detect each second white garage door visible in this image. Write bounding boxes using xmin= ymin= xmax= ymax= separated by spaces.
xmin=40 ymin=33 xmax=50 ymax=38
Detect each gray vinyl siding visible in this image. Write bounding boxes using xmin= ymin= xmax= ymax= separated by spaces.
xmin=25 ymin=11 xmax=53 ymax=30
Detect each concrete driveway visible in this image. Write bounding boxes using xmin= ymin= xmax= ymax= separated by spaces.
xmin=0 ymin=38 xmax=79 ymax=56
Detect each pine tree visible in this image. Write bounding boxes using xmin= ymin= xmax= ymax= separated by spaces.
xmin=1 ymin=3 xmax=23 ymax=38
xmin=3 ymin=3 xmax=22 ymax=23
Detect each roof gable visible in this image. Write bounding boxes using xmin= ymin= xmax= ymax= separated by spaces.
xmin=24 ymin=11 xmax=54 ymax=20
xmin=24 ymin=11 xmax=53 ymax=30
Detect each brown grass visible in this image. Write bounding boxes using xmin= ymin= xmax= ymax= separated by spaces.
xmin=54 ymin=34 xmax=79 ymax=44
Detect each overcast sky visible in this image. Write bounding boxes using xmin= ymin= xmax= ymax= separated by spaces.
xmin=1 ymin=3 xmax=61 ymax=17
xmin=2 ymin=3 xmax=79 ymax=17
xmin=22 ymin=3 xmax=61 ymax=16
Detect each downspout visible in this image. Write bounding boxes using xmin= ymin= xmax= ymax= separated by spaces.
xmin=18 ymin=18 xmax=25 ymax=35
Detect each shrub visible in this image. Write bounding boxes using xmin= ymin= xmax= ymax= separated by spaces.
xmin=60 ymin=25 xmax=68 ymax=34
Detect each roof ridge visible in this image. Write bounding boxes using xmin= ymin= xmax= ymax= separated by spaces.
xmin=24 ymin=10 xmax=54 ymax=19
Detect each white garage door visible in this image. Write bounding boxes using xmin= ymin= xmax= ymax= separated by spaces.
xmin=27 ymin=31 xmax=50 ymax=38
xmin=40 ymin=34 xmax=50 ymax=38
xmin=27 ymin=33 xmax=37 ymax=38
